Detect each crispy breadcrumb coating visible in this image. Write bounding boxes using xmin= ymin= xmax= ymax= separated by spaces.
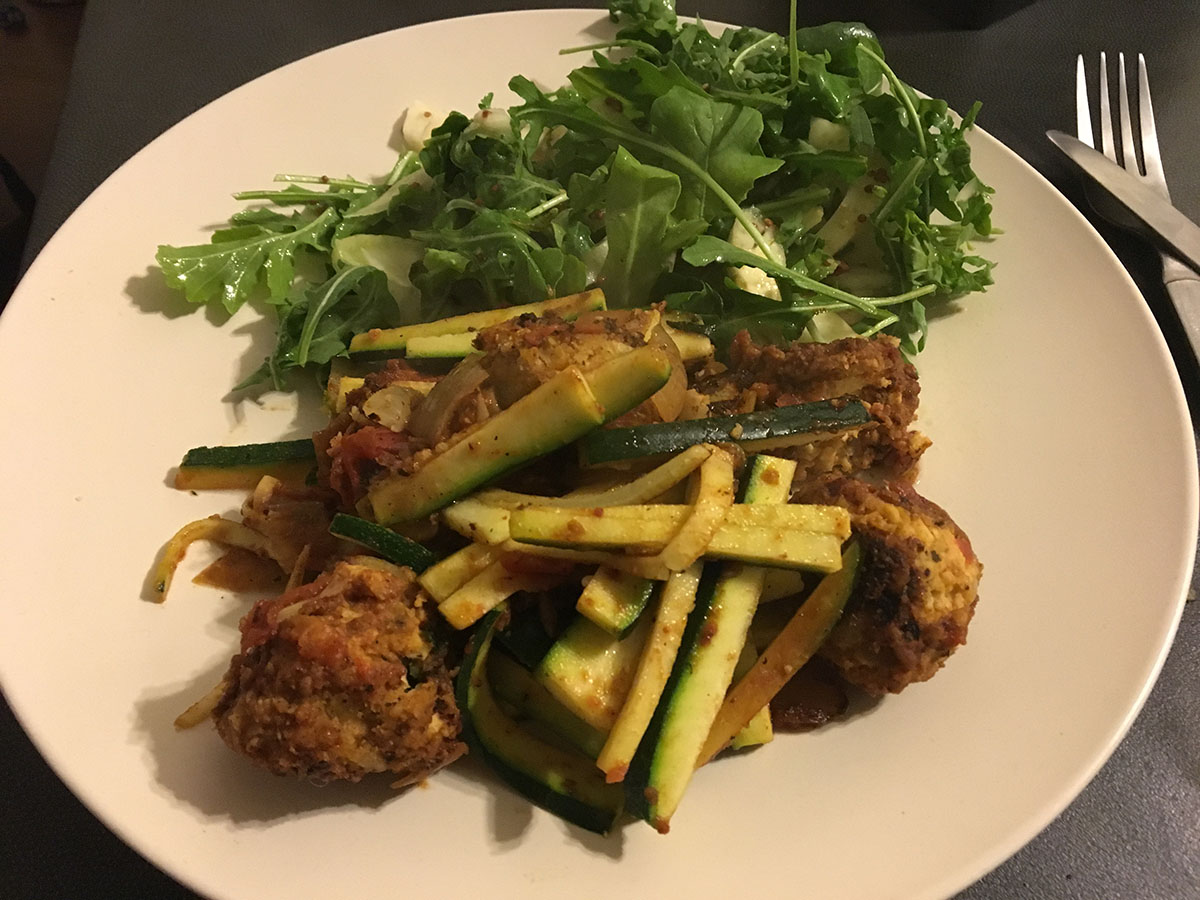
xmin=693 ymin=333 xmax=930 ymax=481
xmin=214 ymin=557 xmax=466 ymax=786
xmin=796 ymin=478 xmax=982 ymax=695
xmin=473 ymin=309 xmax=659 ymax=407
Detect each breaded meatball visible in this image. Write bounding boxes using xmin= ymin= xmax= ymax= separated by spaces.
xmin=796 ymin=478 xmax=982 ymax=695
xmin=214 ymin=557 xmax=466 ymax=786
xmin=473 ymin=308 xmax=688 ymax=424
xmin=474 ymin=309 xmax=660 ymax=407
xmin=693 ymin=333 xmax=930 ymax=481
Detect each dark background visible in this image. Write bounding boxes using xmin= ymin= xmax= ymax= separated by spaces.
xmin=3 ymin=1 xmax=1198 ymax=897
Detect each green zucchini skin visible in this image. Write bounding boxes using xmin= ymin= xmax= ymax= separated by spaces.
xmin=179 ymin=439 xmax=316 ymax=468
xmin=581 ymin=574 xmax=656 ymax=638
xmin=368 ymin=367 xmax=607 ymax=524
xmin=327 ymin=513 xmax=437 ymax=573
xmin=623 ymin=563 xmax=723 ymax=824
xmin=623 ymin=455 xmax=797 ymax=830
xmin=578 ymin=399 xmax=872 ymax=465
xmin=456 ymin=607 xmax=625 ymax=834
xmin=495 ymin=611 xmax=560 ymax=670
xmin=488 ymin=648 xmax=607 ymax=760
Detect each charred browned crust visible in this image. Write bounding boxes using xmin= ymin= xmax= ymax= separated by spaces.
xmin=796 ymin=477 xmax=982 ymax=695
xmin=692 ymin=333 xmax=930 ymax=481
xmin=214 ymin=559 xmax=466 ymax=786
xmin=474 ymin=309 xmax=657 ymax=407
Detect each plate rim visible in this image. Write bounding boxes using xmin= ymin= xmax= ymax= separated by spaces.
xmin=2 ymin=8 xmax=1196 ymax=900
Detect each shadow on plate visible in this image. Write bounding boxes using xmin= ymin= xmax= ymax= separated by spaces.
xmin=435 ymin=745 xmax=626 ymax=858
xmin=134 ymin=670 xmax=402 ymax=825
xmin=134 ymin=652 xmax=622 ymax=855
xmin=126 ymin=268 xmax=222 ymax=322
xmin=125 ymin=266 xmax=275 ymax=387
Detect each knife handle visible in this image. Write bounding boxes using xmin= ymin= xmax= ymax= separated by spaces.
xmin=1163 ymin=268 xmax=1200 ymax=366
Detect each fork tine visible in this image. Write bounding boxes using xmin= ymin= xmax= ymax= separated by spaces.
xmin=1098 ymin=52 xmax=1118 ymax=162
xmin=1117 ymin=52 xmax=1135 ymax=170
xmin=1138 ymin=53 xmax=1170 ymax=196
xmin=1075 ymin=55 xmax=1095 ymax=146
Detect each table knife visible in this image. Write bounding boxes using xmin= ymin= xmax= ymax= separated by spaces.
xmin=1047 ymin=129 xmax=1200 ymax=275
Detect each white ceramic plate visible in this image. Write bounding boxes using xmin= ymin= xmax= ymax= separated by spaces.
xmin=1 ymin=10 xmax=1194 ymax=900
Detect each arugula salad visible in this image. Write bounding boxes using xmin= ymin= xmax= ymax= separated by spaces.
xmin=156 ymin=0 xmax=993 ymax=392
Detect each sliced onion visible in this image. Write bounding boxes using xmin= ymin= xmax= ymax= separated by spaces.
xmin=647 ymin=324 xmax=686 ymax=423
xmin=407 ymin=353 xmax=489 ymax=444
xmin=360 ymin=384 xmax=421 ymax=432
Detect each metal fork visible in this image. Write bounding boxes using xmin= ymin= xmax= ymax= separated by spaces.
xmin=1076 ymin=52 xmax=1200 ymax=359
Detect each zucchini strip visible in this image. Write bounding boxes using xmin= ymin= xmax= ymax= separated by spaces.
xmin=576 ymin=567 xmax=656 ymax=636
xmin=578 ymin=398 xmax=872 ymax=465
xmin=585 ymin=344 xmax=674 ymax=423
xmin=438 ymin=560 xmax=564 ymax=630
xmin=536 ymin=613 xmax=655 ymax=732
xmin=417 ymin=542 xmax=496 ymax=602
xmin=508 ymin=502 xmax=850 ymax=540
xmin=441 ymin=498 xmax=513 ymax=544
xmin=727 ymin=641 xmax=773 ymax=751
xmin=488 ymin=649 xmax=607 ymax=759
xmin=350 ymin=288 xmax=606 ymax=355
xmin=174 ymin=439 xmax=316 ymax=490
xmin=404 ymin=332 xmax=478 ymax=358
xmin=506 ymin=501 xmax=850 ymax=571
xmin=497 ymin=540 xmax=675 ymax=581
xmin=704 ymin=527 xmax=845 ymax=573
xmin=456 ymin=606 xmax=624 ymax=834
xmin=328 ymin=513 xmax=437 ymax=572
xmin=474 ymin=444 xmax=712 ymax=509
xmin=697 ymin=542 xmax=861 ymax=766
xmin=624 ymin=455 xmax=796 ymax=832
xmin=596 ymin=563 xmax=702 ymax=783
xmin=655 ymin=446 xmax=736 ymax=572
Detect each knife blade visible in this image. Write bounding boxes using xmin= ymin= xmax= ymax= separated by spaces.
xmin=1047 ymin=129 xmax=1200 ymax=275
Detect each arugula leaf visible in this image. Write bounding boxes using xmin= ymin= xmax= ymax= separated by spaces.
xmin=608 ymin=0 xmax=678 ymax=44
xmin=600 ymin=147 xmax=704 ymax=307
xmin=568 ymin=57 xmax=703 ymax=124
xmin=793 ymin=22 xmax=882 ymax=74
xmin=238 ymin=265 xmax=399 ymax=391
xmin=231 ymin=184 xmax=365 ymax=209
xmin=331 ymin=234 xmax=425 ymax=323
xmin=681 ymin=234 xmax=934 ymax=317
xmin=157 ymin=0 xmax=996 ymax=392
xmin=510 ymin=76 xmax=780 ymax=260
xmin=647 ymin=87 xmax=782 ymax=219
xmin=664 ymin=276 xmax=814 ymax=353
xmin=157 ymin=207 xmax=337 ymax=314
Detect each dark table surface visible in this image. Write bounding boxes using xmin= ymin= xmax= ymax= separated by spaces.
xmin=5 ymin=1 xmax=1199 ymax=897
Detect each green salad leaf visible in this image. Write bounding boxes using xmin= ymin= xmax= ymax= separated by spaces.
xmin=237 ymin=265 xmax=399 ymax=391
xmin=601 ymin=147 xmax=705 ymax=308
xmin=155 ymin=0 xmax=995 ymax=389
xmin=156 ymin=207 xmax=337 ymax=314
